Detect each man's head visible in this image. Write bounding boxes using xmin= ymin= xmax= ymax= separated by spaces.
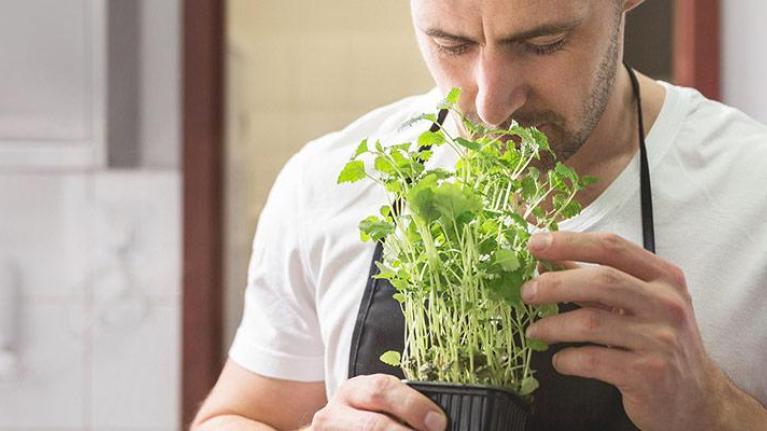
xmin=410 ymin=0 xmax=644 ymax=163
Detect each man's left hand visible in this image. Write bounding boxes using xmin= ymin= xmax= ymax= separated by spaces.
xmin=522 ymin=231 xmax=767 ymax=431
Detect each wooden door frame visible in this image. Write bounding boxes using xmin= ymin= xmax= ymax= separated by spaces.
xmin=674 ymin=0 xmax=721 ymax=99
xmin=182 ymin=0 xmax=225 ymax=427
xmin=180 ymin=0 xmax=721 ymax=428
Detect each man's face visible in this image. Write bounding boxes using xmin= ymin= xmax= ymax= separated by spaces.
xmin=410 ymin=0 xmax=624 ymax=163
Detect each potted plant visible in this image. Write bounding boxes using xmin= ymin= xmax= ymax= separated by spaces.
xmin=338 ymin=89 xmax=595 ymax=430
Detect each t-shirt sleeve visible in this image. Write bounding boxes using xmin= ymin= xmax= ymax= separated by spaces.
xmin=228 ymin=151 xmax=325 ymax=381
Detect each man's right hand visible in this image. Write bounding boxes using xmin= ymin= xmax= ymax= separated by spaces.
xmin=308 ymin=374 xmax=447 ymax=431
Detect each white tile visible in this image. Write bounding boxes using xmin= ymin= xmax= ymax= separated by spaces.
xmin=0 ymin=173 xmax=91 ymax=301
xmin=89 ymin=302 xmax=179 ymax=429
xmin=0 ymin=302 xmax=86 ymax=428
xmin=89 ymin=171 xmax=181 ymax=300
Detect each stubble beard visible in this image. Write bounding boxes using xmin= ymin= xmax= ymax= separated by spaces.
xmin=461 ymin=23 xmax=621 ymax=171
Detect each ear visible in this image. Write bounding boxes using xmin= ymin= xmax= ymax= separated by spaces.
xmin=621 ymin=0 xmax=646 ymax=13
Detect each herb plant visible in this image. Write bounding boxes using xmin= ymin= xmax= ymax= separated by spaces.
xmin=338 ymin=89 xmax=596 ymax=401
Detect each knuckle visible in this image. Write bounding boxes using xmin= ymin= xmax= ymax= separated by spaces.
xmin=363 ymin=374 xmax=396 ymax=405
xmin=599 ymin=232 xmax=626 ymax=256
xmin=577 ymin=349 xmax=600 ymax=371
xmin=579 ymin=310 xmax=603 ymax=335
xmin=654 ymin=327 xmax=678 ymax=350
xmin=311 ymin=407 xmax=331 ymax=429
xmin=667 ymin=264 xmax=687 ymax=288
xmin=658 ymin=293 xmax=689 ymax=326
xmin=596 ymin=266 xmax=622 ymax=287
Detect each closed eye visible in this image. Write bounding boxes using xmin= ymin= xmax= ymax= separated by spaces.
xmin=432 ymin=37 xmax=474 ymax=56
xmin=524 ymin=37 xmax=568 ymax=56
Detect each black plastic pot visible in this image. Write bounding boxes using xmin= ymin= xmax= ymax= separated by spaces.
xmin=406 ymin=381 xmax=530 ymax=431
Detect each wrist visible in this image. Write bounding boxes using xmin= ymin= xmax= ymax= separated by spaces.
xmin=710 ymin=370 xmax=767 ymax=431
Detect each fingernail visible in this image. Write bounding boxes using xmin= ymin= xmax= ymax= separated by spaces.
xmin=425 ymin=410 xmax=447 ymax=431
xmin=528 ymin=233 xmax=552 ymax=252
xmin=521 ymin=281 xmax=537 ymax=302
xmin=526 ymin=324 xmax=537 ymax=338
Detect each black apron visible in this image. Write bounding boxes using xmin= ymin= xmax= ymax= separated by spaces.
xmin=348 ymin=64 xmax=654 ymax=430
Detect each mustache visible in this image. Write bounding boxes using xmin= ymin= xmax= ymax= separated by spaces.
xmin=464 ymin=110 xmax=563 ymax=130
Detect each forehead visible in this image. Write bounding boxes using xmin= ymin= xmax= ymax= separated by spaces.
xmin=411 ymin=0 xmax=592 ymax=35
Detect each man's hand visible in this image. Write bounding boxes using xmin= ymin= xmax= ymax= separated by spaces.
xmin=308 ymin=374 xmax=447 ymax=431
xmin=521 ymin=231 xmax=767 ymax=431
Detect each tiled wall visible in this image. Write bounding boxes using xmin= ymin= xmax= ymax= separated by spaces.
xmin=0 ymin=0 xmax=181 ymax=429
xmin=224 ymin=0 xmax=436 ymax=349
xmin=0 ymin=173 xmax=180 ymax=431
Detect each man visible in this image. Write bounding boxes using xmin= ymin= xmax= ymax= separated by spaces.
xmin=192 ymin=0 xmax=767 ymax=429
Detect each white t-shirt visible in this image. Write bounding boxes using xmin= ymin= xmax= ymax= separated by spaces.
xmin=229 ymin=83 xmax=767 ymax=405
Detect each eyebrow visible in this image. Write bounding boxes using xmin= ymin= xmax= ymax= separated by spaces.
xmin=423 ymin=19 xmax=583 ymax=45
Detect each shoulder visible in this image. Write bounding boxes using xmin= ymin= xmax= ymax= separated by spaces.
xmin=655 ymin=82 xmax=767 ymax=211
xmin=665 ymin=82 xmax=767 ymax=157
xmin=281 ymin=88 xmax=442 ymax=216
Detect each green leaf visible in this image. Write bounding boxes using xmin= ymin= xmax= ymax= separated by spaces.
xmin=418 ymin=131 xmax=446 ymax=148
xmin=495 ymin=249 xmax=520 ymax=272
xmin=455 ymin=137 xmax=481 ymax=151
xmin=337 ymin=160 xmax=366 ymax=184
xmin=354 ymin=139 xmax=368 ymax=158
xmin=374 ymin=156 xmax=396 ymax=175
xmin=380 ymin=350 xmax=402 ymax=367
xmin=384 ymin=180 xmax=402 ymax=194
xmin=425 ymin=168 xmax=453 ymax=180
xmin=521 ymin=176 xmax=537 ymax=200
xmin=447 ymin=88 xmax=461 ymax=105
xmin=486 ymin=269 xmax=525 ymax=307
xmin=529 ymin=127 xmax=550 ymax=152
xmin=554 ymin=162 xmax=577 ymax=183
xmin=581 ymin=175 xmax=599 ymax=187
xmin=432 ymin=182 xmax=483 ymax=224
xmin=358 ymin=216 xmax=394 ymax=242
xmin=399 ymin=113 xmax=438 ymax=131
xmin=406 ymin=174 xmax=440 ymax=223
xmin=439 ymin=87 xmax=461 ymax=109
xmin=481 ymin=220 xmax=499 ymax=234
xmin=560 ymin=200 xmax=582 ymax=219
xmin=537 ymin=303 xmax=559 ymax=317
xmin=527 ymin=338 xmax=549 ymax=352
xmin=392 ymin=293 xmax=406 ymax=303
xmin=520 ymin=376 xmax=539 ymax=395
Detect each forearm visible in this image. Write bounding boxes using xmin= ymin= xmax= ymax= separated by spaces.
xmin=192 ymin=415 xmax=280 ymax=431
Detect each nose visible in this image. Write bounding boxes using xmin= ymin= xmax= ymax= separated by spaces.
xmin=474 ymin=50 xmax=527 ymax=127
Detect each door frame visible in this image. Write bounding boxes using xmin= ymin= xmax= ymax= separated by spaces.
xmin=182 ymin=0 xmax=225 ymax=427
xmin=180 ymin=0 xmax=721 ymax=427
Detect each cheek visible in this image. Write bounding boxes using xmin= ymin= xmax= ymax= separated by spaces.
xmin=523 ymin=52 xmax=593 ymax=123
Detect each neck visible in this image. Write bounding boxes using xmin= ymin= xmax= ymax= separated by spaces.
xmin=567 ymin=67 xmax=666 ymax=208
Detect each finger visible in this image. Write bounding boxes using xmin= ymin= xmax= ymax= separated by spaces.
xmin=533 ymin=261 xmax=614 ymax=310
xmin=527 ymin=307 xmax=651 ymax=351
xmin=522 ymin=265 xmax=656 ymax=317
xmin=551 ymin=345 xmax=633 ymax=391
xmin=528 ymin=231 xmax=685 ymax=287
xmin=339 ymin=374 xmax=447 ymax=431
xmin=314 ymin=403 xmax=414 ymax=431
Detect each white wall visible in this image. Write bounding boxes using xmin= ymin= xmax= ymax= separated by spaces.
xmin=722 ymin=1 xmax=767 ymax=124
xmin=0 ymin=0 xmax=181 ymax=430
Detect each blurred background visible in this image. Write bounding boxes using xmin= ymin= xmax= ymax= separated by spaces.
xmin=0 ymin=1 xmax=764 ymax=430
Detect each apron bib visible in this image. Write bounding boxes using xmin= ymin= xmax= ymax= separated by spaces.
xmin=347 ymin=64 xmax=653 ymax=431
